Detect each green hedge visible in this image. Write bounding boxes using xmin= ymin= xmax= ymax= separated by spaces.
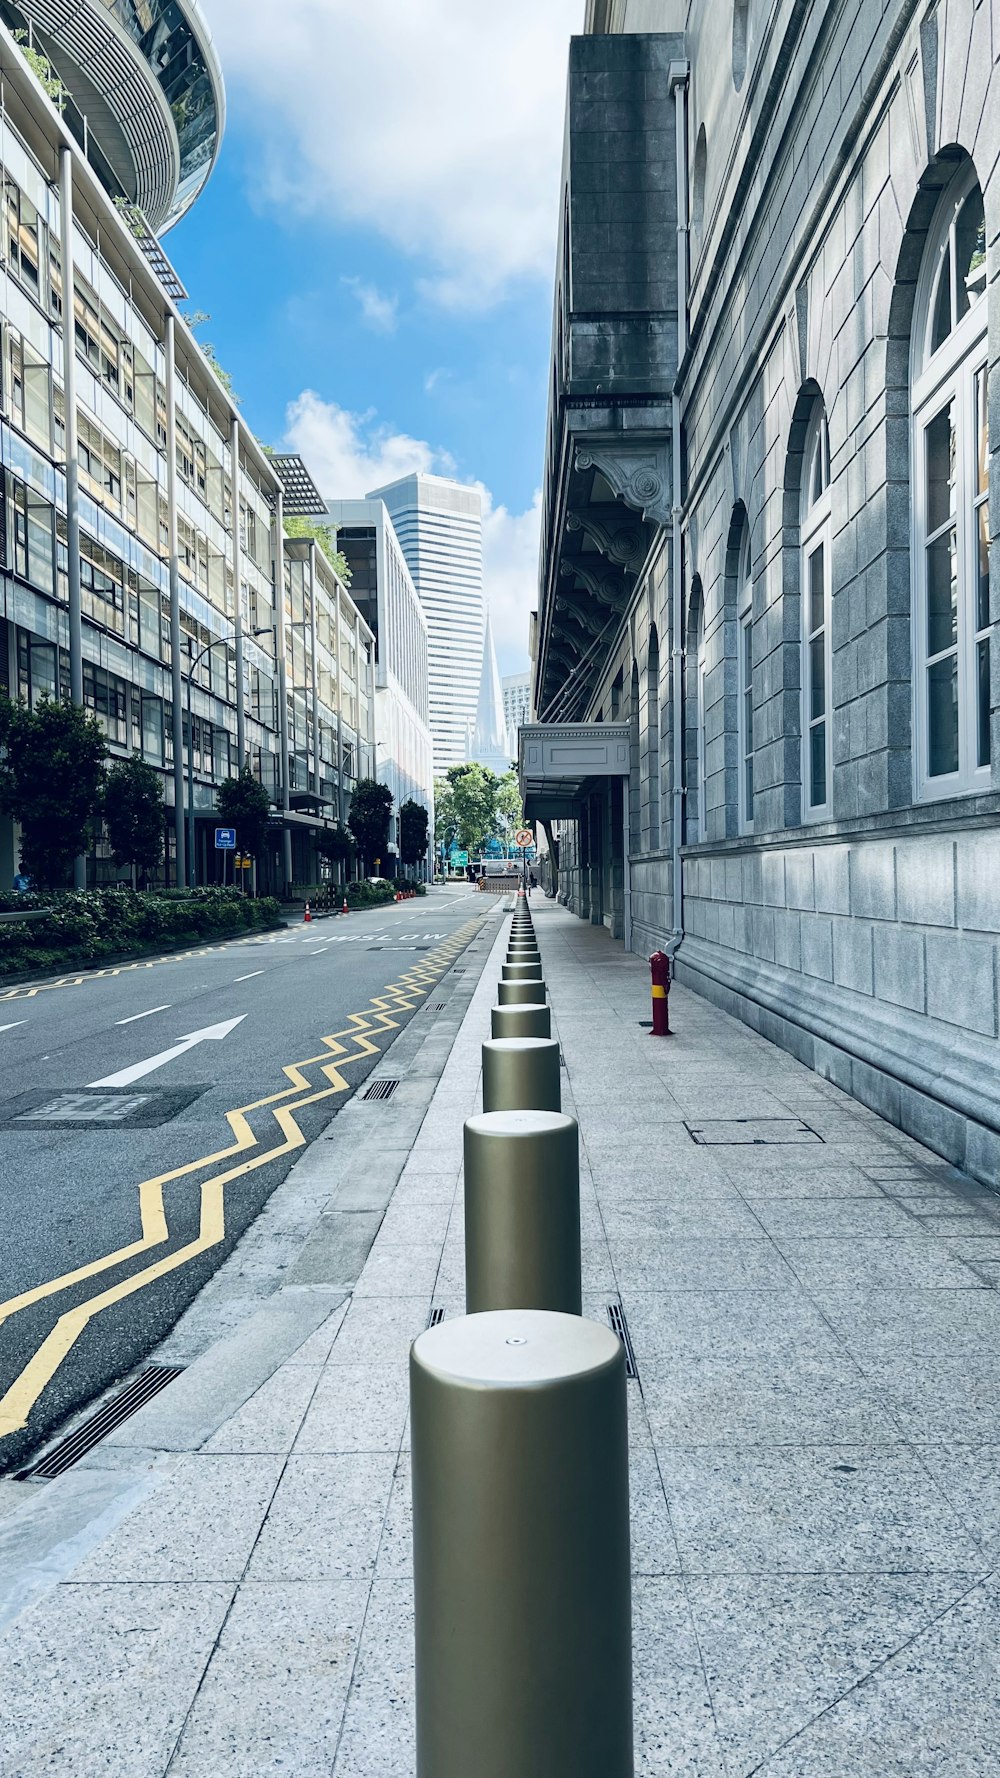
xmin=345 ymin=878 xmax=398 ymax=909
xmin=0 ymin=887 xmax=282 ymax=977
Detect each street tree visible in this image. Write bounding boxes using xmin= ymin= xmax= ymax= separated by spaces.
xmin=399 ymin=799 xmax=429 ymax=869
xmin=446 ymin=763 xmax=499 ymax=855
xmin=104 ymin=754 xmax=163 ymax=885
xmin=348 ymin=778 xmax=393 ymax=874
xmin=216 ymin=765 xmax=271 ymax=865
xmin=0 ymin=695 xmax=107 ymax=888
xmin=495 ymin=770 xmax=526 ymax=855
xmin=316 ymin=821 xmax=355 ymax=872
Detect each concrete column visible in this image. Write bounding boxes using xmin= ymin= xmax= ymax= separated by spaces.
xmin=230 ymin=417 xmax=245 ymax=767
xmin=164 ymin=314 xmax=185 ymax=889
xmin=308 ymin=541 xmax=320 ymax=798
xmin=59 ymin=150 xmax=86 ymax=890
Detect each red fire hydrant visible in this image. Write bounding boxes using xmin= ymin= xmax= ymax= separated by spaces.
xmin=649 ymin=951 xmax=672 ymax=1036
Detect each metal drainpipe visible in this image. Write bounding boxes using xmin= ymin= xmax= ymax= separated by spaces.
xmin=231 ymin=417 xmax=245 ymax=768
xmin=59 ymin=149 xmax=85 ymax=890
xmin=668 ymin=58 xmax=690 ymax=952
xmin=165 ymin=314 xmax=186 ymax=889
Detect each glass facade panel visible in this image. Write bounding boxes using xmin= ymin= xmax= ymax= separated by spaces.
xmin=928 ymin=655 xmax=959 ymax=777
xmin=926 ymin=534 xmax=958 ymax=656
xmin=925 ymin=404 xmax=955 ymax=534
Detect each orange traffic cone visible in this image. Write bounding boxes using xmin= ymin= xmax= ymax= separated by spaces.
xmin=342 ymin=893 xmax=349 ymax=915
xmin=304 ymin=901 xmax=312 ymax=923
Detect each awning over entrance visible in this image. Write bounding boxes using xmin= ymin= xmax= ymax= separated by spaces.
xmin=518 ymin=722 xmax=630 ymax=821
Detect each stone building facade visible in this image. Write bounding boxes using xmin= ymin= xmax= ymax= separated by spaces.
xmin=526 ymin=0 xmax=1000 ymax=1185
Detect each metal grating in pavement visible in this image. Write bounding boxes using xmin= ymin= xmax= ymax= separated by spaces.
xmin=19 ymin=1366 xmax=184 ymax=1479
xmin=686 ymin=1118 xmax=823 ymax=1146
xmin=362 ymin=1078 xmax=400 ymax=1101
xmin=427 ymin=1306 xmax=446 ymax=1328
xmin=606 ymin=1302 xmax=639 ymax=1381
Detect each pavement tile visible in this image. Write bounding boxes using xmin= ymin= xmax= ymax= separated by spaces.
xmin=247 ymin=1454 xmax=395 ymax=1582
xmin=606 ymin=1201 xmax=769 ymax=1241
xmin=285 ymin=1301 xmax=350 ymax=1365
xmin=623 ymin=1288 xmax=845 ymax=1361
xmin=734 ymin=1164 xmax=889 ymax=1199
xmin=0 ymin=1581 xmax=233 ymax=1777
xmin=780 ymin=1237 xmax=984 ymax=1292
xmin=332 ymin=1576 xmax=415 ymax=1777
xmin=643 ymin=1352 xmax=896 ymax=1448
xmin=811 ymin=1286 xmax=1000 ymax=1356
xmin=918 ymin=1445 xmax=1000 ymax=1557
xmin=658 ymin=1444 xmax=983 ymax=1574
xmin=72 ymin=1455 xmax=283 ymax=1583
xmin=852 ymin=1351 xmax=1000 ymax=1443
xmin=203 ymin=1366 xmax=323 ymax=1455
xmin=295 ymin=1364 xmax=411 ymax=1455
xmin=750 ymin=1198 xmax=928 ymax=1238
xmin=750 ymin=1573 xmax=1000 ymax=1777
xmin=168 ymin=1580 xmax=367 ymax=1777
xmin=632 ymin=1577 xmax=727 ymax=1775
xmin=375 ymin=1453 xmax=412 ymax=1578
xmin=328 ymin=1296 xmax=430 ymax=1366
xmin=611 ymin=1237 xmax=796 ymax=1293
xmin=353 ymin=1243 xmax=443 ymax=1298
xmin=687 ymin=1572 xmax=987 ymax=1776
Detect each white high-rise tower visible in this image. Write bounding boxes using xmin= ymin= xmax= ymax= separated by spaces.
xmin=367 ymin=473 xmax=484 ymax=774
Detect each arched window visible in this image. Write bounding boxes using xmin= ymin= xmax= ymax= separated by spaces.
xmin=737 ymin=524 xmax=754 ymax=831
xmin=685 ymin=579 xmax=706 ymax=840
xmin=801 ymin=399 xmax=832 ymax=818
xmin=912 ymin=164 xmax=989 ymax=796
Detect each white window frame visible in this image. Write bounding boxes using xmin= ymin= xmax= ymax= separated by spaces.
xmin=696 ymin=607 xmax=707 ymax=840
xmin=737 ymin=524 xmax=754 ymax=832
xmin=801 ymin=402 xmax=832 ymax=821
xmin=911 ymin=164 xmax=990 ymax=801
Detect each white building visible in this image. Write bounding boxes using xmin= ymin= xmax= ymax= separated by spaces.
xmin=502 ymin=672 xmax=531 ymax=735
xmin=367 ymin=473 xmax=484 ymax=774
xmin=327 ymin=499 xmax=434 ymax=867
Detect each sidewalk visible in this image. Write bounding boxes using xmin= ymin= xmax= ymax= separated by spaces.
xmin=1 ymin=901 xmax=999 ymax=1775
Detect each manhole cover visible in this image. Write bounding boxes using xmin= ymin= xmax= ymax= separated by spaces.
xmin=687 ymin=1119 xmax=823 ymax=1146
xmin=0 ymin=1086 xmax=206 ymax=1130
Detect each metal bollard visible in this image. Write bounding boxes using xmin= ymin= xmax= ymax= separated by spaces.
xmin=491 ymin=1001 xmax=551 ymax=1039
xmin=497 ymin=978 xmax=547 ymax=1005
xmin=482 ymin=1036 xmax=561 ymax=1113
xmin=464 ymin=1110 xmax=580 ymax=1313
xmin=507 ymin=941 xmax=540 ymax=958
xmin=502 ymin=961 xmax=543 ymax=982
xmin=411 ymin=1309 xmax=633 ymax=1778
xmin=649 ymin=950 xmax=672 ymax=1036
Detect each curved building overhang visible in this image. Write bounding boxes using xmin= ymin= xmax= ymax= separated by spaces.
xmin=2 ymin=0 xmax=224 ymax=231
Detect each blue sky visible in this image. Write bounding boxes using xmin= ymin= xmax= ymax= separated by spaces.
xmin=168 ymin=0 xmax=582 ymax=675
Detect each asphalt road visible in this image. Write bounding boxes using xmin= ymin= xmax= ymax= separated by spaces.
xmin=0 ymin=886 xmax=490 ymax=1472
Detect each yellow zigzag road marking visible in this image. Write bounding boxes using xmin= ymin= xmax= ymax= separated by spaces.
xmin=0 ymin=920 xmax=481 ymax=1438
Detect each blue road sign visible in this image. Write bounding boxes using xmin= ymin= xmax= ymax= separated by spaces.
xmin=215 ymin=827 xmax=236 ymax=850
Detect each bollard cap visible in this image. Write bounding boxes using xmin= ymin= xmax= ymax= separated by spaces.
xmin=482 ymin=1037 xmax=557 ymax=1054
xmin=466 ymin=1108 xmax=574 ymax=1142
xmin=412 ymin=1308 xmax=622 ymax=1388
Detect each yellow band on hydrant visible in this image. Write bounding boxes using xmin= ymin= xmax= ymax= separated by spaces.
xmin=651 ymin=985 xmax=667 ymax=999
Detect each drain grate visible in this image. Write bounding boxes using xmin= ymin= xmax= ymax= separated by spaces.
xmin=427 ymin=1305 xmax=446 ymax=1329
xmin=638 ymin=1020 xmax=653 ymax=1028
xmin=433 ymin=1003 xmax=446 ymax=1011
xmin=606 ymin=1302 xmax=639 ymax=1381
xmin=19 ymin=1365 xmax=184 ymax=1479
xmin=363 ymin=1077 xmax=400 ymax=1102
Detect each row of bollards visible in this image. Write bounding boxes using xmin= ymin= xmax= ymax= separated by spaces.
xmin=410 ymin=890 xmax=634 ymax=1777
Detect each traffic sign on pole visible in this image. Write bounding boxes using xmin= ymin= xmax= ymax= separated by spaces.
xmin=515 ymin=828 xmax=534 ymax=848
xmin=215 ymin=827 xmax=236 ymax=851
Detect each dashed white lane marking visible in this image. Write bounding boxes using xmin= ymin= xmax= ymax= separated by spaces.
xmin=234 ymin=971 xmax=265 ymax=982
xmin=116 ymin=1005 xmax=171 ymax=1026
xmin=0 ymin=1020 xmax=28 ymax=1034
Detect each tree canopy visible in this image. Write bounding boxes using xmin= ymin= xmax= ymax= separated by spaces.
xmin=439 ymin=765 xmax=526 ymax=856
xmin=216 ymin=765 xmax=271 ymax=861
xmin=348 ymin=779 xmax=393 ymax=872
xmin=104 ymin=754 xmax=163 ymax=882
xmin=399 ymin=799 xmax=430 ymax=867
xmin=0 ymin=695 xmax=107 ymax=888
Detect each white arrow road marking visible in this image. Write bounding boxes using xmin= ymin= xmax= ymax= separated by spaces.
xmin=234 ymin=971 xmax=264 ymax=982
xmin=88 ymin=1016 xmax=247 ymax=1089
xmin=0 ymin=1020 xmax=27 ymax=1034
xmin=116 ymin=1004 xmax=171 ymax=1026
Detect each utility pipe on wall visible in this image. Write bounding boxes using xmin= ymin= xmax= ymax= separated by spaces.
xmin=668 ymin=59 xmax=690 ymax=950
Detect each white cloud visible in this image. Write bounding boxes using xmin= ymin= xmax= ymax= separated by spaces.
xmin=282 ymin=394 xmax=536 ymax=674
xmin=341 ymin=276 xmax=398 ymax=334
xmin=201 ymin=0 xmax=580 ymax=308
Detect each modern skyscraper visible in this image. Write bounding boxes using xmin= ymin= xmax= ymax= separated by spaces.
xmin=502 ymin=672 xmax=531 ymax=735
xmin=367 ymin=473 xmax=484 ymax=774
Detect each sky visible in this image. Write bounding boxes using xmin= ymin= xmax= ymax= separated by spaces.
xmin=169 ymin=0 xmax=583 ymax=677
